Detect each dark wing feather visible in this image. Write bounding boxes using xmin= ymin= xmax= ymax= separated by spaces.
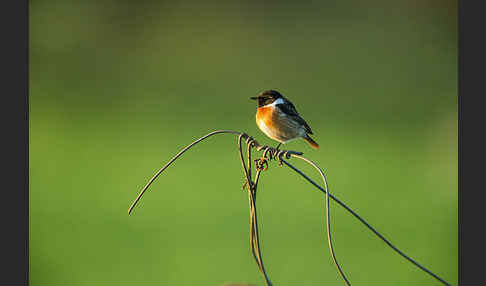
xmin=277 ymin=101 xmax=313 ymax=135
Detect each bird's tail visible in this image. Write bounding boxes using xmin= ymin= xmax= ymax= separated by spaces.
xmin=304 ymin=135 xmax=319 ymax=149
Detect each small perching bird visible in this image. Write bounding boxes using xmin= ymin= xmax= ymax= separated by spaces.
xmin=251 ymin=90 xmax=319 ymax=150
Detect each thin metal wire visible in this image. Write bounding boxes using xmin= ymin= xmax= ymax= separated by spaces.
xmin=239 ymin=144 xmax=349 ymax=285
xmin=291 ymin=154 xmax=351 ymax=286
xmin=127 ymin=129 xmax=451 ymax=286
xmin=238 ymin=134 xmax=273 ymax=286
xmin=128 ymin=130 xmax=241 ymax=214
xmin=280 ymin=157 xmax=451 ymax=286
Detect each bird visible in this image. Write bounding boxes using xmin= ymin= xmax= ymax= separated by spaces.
xmin=250 ymin=90 xmax=319 ymax=150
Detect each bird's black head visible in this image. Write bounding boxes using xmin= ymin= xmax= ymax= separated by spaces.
xmin=250 ymin=90 xmax=283 ymax=107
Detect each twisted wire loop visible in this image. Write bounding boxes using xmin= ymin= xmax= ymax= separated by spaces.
xmin=254 ymin=156 xmax=269 ymax=172
xmin=127 ymin=129 xmax=452 ymax=286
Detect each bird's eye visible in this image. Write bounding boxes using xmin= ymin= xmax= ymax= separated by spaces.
xmin=264 ymin=97 xmax=275 ymax=105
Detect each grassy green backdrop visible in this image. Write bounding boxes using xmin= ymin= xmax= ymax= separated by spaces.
xmin=30 ymin=1 xmax=457 ymax=285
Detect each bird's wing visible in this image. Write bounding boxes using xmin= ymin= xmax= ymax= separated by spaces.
xmin=277 ymin=101 xmax=313 ymax=135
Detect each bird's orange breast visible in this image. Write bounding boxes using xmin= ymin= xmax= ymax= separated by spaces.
xmin=256 ymin=106 xmax=275 ymax=128
xmin=256 ymin=105 xmax=303 ymax=143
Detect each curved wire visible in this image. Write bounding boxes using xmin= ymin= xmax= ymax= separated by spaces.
xmin=128 ymin=129 xmax=451 ymax=286
xmin=238 ymin=135 xmax=273 ymax=286
xmin=291 ymin=154 xmax=351 ymax=285
xmin=128 ymin=130 xmax=241 ymax=214
xmin=280 ymin=157 xmax=451 ymax=286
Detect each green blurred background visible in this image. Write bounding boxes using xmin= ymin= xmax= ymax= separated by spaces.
xmin=30 ymin=0 xmax=457 ymax=285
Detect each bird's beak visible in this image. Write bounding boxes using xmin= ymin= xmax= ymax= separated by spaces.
xmin=250 ymin=97 xmax=258 ymax=100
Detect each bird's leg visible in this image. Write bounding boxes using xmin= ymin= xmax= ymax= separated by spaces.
xmin=274 ymin=143 xmax=284 ymax=166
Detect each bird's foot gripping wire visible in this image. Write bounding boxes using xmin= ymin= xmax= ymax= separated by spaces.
xmin=267 ymin=147 xmax=287 ymax=166
xmin=253 ymin=145 xmax=304 ymax=167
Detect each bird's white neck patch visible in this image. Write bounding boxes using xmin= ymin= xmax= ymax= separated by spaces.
xmin=262 ymin=97 xmax=285 ymax=108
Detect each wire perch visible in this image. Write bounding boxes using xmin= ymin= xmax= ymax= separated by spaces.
xmin=128 ymin=129 xmax=451 ymax=286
